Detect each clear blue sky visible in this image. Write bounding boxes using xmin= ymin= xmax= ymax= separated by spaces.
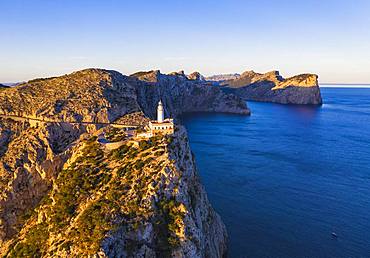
xmin=1 ymin=0 xmax=370 ymax=83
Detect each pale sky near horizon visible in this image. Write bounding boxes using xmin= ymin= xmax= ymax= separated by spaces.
xmin=1 ymin=0 xmax=370 ymax=83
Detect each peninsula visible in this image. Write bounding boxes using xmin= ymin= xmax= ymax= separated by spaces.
xmin=208 ymin=70 xmax=323 ymax=105
xmin=0 ymin=68 xmax=249 ymax=257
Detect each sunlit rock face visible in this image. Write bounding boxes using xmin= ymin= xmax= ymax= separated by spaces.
xmin=214 ymin=70 xmax=322 ymax=105
xmin=1 ymin=126 xmax=227 ymax=257
xmin=0 ymin=69 xmax=141 ymax=123
xmin=0 ymin=68 xmax=247 ymax=257
xmin=187 ymin=72 xmax=205 ymax=81
xmin=131 ymin=70 xmax=250 ymax=119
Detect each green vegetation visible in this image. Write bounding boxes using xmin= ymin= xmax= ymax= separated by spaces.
xmin=105 ymin=128 xmax=126 ymax=142
xmin=7 ymin=132 xmax=179 ymax=256
xmin=49 ymin=139 xmax=110 ymax=230
xmin=154 ymin=198 xmax=186 ymax=253
xmin=69 ymin=200 xmax=118 ymax=255
xmin=27 ymin=76 xmax=57 ymax=84
xmin=110 ymin=144 xmax=131 ymax=159
xmin=9 ymin=137 xmax=112 ymax=256
xmin=8 ymin=222 xmax=48 ymax=258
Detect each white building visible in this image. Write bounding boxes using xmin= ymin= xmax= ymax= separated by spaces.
xmin=148 ymin=100 xmax=174 ymax=135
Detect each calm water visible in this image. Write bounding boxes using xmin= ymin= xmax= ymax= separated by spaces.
xmin=182 ymin=88 xmax=370 ymax=258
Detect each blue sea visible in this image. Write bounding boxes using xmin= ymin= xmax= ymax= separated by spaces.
xmin=182 ymin=87 xmax=370 ymax=258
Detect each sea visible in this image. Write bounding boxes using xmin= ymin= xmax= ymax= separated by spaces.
xmin=181 ymin=87 xmax=370 ymax=258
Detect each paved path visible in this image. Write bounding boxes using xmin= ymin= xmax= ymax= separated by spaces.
xmin=0 ymin=114 xmax=138 ymax=128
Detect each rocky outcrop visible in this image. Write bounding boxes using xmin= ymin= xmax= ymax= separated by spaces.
xmin=2 ymin=126 xmax=227 ymax=257
xmin=187 ymin=72 xmax=205 ymax=81
xmin=217 ymin=70 xmax=322 ymax=105
xmin=0 ymin=69 xmax=249 ymax=122
xmin=0 ymin=119 xmax=88 ymax=245
xmin=131 ymin=70 xmax=250 ymax=118
xmin=0 ymin=69 xmax=141 ymax=123
xmin=205 ymin=73 xmax=240 ymax=82
xmin=0 ymin=68 xmax=247 ymax=257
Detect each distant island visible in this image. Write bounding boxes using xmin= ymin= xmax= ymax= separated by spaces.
xmin=207 ymin=70 xmax=323 ymax=105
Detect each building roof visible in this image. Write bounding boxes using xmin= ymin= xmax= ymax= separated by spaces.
xmin=150 ymin=120 xmax=173 ymax=125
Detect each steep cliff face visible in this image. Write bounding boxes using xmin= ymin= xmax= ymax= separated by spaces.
xmin=0 ymin=119 xmax=87 ymax=244
xmin=218 ymin=70 xmax=322 ymax=105
xmin=0 ymin=68 xmax=246 ymax=257
xmin=2 ymin=127 xmax=227 ymax=257
xmin=132 ymin=70 xmax=250 ymax=119
xmin=0 ymin=69 xmax=250 ymax=122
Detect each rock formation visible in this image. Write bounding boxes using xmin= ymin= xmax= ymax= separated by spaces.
xmin=213 ymin=70 xmax=322 ymax=105
xmin=2 ymin=126 xmax=227 ymax=257
xmin=187 ymin=72 xmax=205 ymax=81
xmin=131 ymin=70 xmax=250 ymax=119
xmin=0 ymin=68 xmax=248 ymax=257
xmin=0 ymin=69 xmax=141 ymax=123
xmin=205 ymin=73 xmax=240 ymax=82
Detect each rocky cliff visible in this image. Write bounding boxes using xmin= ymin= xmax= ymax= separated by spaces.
xmin=0 ymin=68 xmax=247 ymax=257
xmin=0 ymin=69 xmax=249 ymax=122
xmin=216 ymin=70 xmax=322 ymax=105
xmin=0 ymin=118 xmax=88 ymax=248
xmin=187 ymin=72 xmax=205 ymax=81
xmin=131 ymin=70 xmax=250 ymax=119
xmin=205 ymin=74 xmax=240 ymax=82
xmin=1 ymin=126 xmax=227 ymax=257
xmin=0 ymin=69 xmax=141 ymax=123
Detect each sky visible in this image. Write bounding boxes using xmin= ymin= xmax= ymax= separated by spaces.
xmin=1 ymin=0 xmax=370 ymax=83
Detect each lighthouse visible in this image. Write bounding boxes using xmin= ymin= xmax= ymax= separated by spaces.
xmin=157 ymin=100 xmax=164 ymax=123
xmin=141 ymin=100 xmax=174 ymax=138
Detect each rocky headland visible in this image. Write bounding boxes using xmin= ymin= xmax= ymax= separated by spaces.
xmin=213 ymin=70 xmax=322 ymax=105
xmin=130 ymin=70 xmax=250 ymax=118
xmin=0 ymin=68 xmax=249 ymax=257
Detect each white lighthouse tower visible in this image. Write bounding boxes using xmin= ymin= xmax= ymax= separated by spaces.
xmin=142 ymin=99 xmax=174 ymax=138
xmin=157 ymin=100 xmax=164 ymax=123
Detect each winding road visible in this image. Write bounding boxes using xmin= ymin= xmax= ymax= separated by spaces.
xmin=0 ymin=114 xmax=138 ymax=128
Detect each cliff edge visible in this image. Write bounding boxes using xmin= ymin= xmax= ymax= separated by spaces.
xmin=2 ymin=126 xmax=227 ymax=257
xmin=218 ymin=70 xmax=322 ymax=105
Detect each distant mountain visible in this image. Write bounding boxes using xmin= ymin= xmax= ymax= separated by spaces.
xmin=187 ymin=71 xmax=205 ymax=81
xmin=0 ymin=82 xmax=23 ymax=87
xmin=205 ymin=73 xmax=240 ymax=82
xmin=0 ymin=84 xmax=9 ymax=88
xmin=213 ymin=70 xmax=322 ymax=105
